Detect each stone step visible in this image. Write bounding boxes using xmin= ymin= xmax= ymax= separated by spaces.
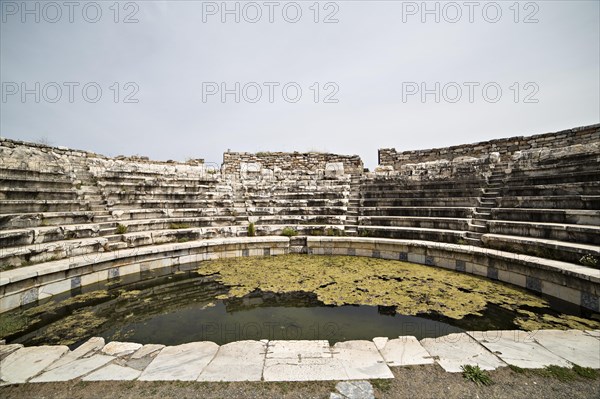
xmin=466 ymin=231 xmax=483 ymax=239
xmin=471 ymin=218 xmax=488 ymax=226
xmin=464 ymin=237 xmax=483 ymax=246
xmin=468 ymin=225 xmax=487 ymax=234
xmin=472 ymin=212 xmax=491 ymax=218
xmin=93 ymin=215 xmax=113 ymax=223
xmin=99 ymin=227 xmax=115 ymax=236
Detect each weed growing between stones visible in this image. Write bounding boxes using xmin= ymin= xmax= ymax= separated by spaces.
xmin=371 ymin=379 xmax=392 ymax=392
xmin=247 ymin=222 xmax=256 ymax=237
xmin=461 ymin=365 xmax=493 ymax=386
xmin=580 ymin=254 xmax=599 ymax=268
xmin=573 ymin=365 xmax=599 ymax=379
xmin=116 ymin=224 xmax=128 ymax=234
xmin=281 ymin=227 xmax=298 ymax=237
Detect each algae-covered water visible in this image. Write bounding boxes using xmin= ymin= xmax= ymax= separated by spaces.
xmin=2 ymin=255 xmax=599 ymax=347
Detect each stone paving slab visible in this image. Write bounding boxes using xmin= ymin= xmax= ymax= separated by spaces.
xmin=2 ymin=330 xmax=599 ymax=384
xmin=420 ymin=333 xmax=506 ymax=373
xmin=102 ymin=341 xmax=143 ymax=357
xmin=264 ymin=356 xmax=348 ymax=381
xmin=46 ymin=337 xmax=105 ymax=371
xmin=0 ymin=345 xmax=69 ymax=384
xmin=0 ymin=344 xmax=23 ymax=361
xmin=198 ymin=340 xmax=266 ymax=382
xmin=263 ymin=340 xmax=344 ymax=381
xmin=585 ymin=330 xmax=600 ymax=339
xmin=469 ymin=330 xmax=572 ymax=369
xmin=83 ymin=364 xmax=142 ymax=381
xmin=138 ymin=342 xmax=219 ymax=381
xmin=374 ymin=336 xmax=435 ymax=367
xmin=333 ymin=341 xmax=394 ymax=380
xmin=266 ymin=340 xmax=332 ymax=359
xmin=532 ymin=330 xmax=600 ymax=369
xmin=30 ymin=354 xmax=115 ymax=383
xmin=263 ymin=340 xmax=393 ymax=381
xmin=131 ymin=344 xmax=165 ymax=359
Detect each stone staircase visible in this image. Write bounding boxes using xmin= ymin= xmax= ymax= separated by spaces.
xmin=465 ymin=162 xmax=509 ymax=246
xmin=344 ymin=173 xmax=361 ymax=236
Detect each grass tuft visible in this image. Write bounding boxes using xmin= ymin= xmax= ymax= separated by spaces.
xmin=573 ymin=364 xmax=598 ymax=379
xmin=281 ymin=227 xmax=298 ymax=237
xmin=116 ymin=224 xmax=128 ymax=234
xmin=461 ymin=364 xmax=493 ymax=386
xmin=371 ymin=378 xmax=392 ymax=392
xmin=509 ymin=364 xmax=526 ymax=374
xmin=247 ymin=222 xmax=256 ymax=237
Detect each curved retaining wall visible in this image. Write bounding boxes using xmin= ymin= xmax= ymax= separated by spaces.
xmin=1 ymin=237 xmax=598 ymax=314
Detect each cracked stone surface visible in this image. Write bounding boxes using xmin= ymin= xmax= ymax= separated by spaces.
xmin=0 ymin=346 xmax=69 ymax=384
xmin=421 ymin=333 xmax=506 ymax=372
xmin=198 ymin=340 xmax=266 ymax=382
xmin=30 ymin=354 xmax=115 ymax=382
xmin=1 ymin=330 xmax=598 ymax=385
xmin=138 ymin=342 xmax=219 ymax=381
xmin=469 ymin=330 xmax=572 ymax=369
xmin=532 ymin=330 xmax=600 ymax=369
xmin=83 ymin=364 xmax=142 ymax=381
xmin=375 ymin=336 xmax=434 ymax=367
xmin=102 ymin=341 xmax=143 ymax=357
xmin=0 ymin=344 xmax=23 ymax=361
xmin=46 ymin=337 xmax=105 ymax=371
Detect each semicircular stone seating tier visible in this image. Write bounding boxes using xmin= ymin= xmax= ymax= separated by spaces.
xmin=0 ymin=124 xmax=599 ymax=314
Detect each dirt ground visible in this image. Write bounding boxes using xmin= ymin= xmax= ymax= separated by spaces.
xmin=1 ymin=364 xmax=599 ymax=399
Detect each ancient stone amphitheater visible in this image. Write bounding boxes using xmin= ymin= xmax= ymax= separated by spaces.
xmin=0 ymin=124 xmax=599 ymax=315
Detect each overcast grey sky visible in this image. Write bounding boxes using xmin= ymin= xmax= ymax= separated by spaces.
xmin=1 ymin=0 xmax=598 ymax=168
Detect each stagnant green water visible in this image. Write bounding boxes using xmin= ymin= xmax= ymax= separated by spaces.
xmin=2 ymin=255 xmax=599 ymax=348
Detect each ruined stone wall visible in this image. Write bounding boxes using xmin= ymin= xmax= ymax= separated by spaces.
xmin=378 ymin=124 xmax=600 ymax=169
xmin=222 ymin=152 xmax=364 ymax=176
xmin=0 ymin=138 xmax=205 ymax=175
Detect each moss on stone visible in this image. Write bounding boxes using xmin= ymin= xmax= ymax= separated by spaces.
xmin=43 ymin=309 xmax=108 ymax=345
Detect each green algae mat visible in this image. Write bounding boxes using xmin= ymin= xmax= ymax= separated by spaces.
xmin=196 ymin=255 xmax=600 ymax=330
xmin=2 ymin=255 xmax=599 ymax=347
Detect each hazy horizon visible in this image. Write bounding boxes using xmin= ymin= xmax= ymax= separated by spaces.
xmin=2 ymin=1 xmax=599 ymax=169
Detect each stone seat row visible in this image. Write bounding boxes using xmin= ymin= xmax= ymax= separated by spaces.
xmin=0 ymin=226 xmax=246 ymax=268
xmin=0 ymin=200 xmax=96 ymax=214
xmin=0 ymin=213 xmax=351 ymax=250
xmin=0 ymin=176 xmax=75 ymax=190
xmin=358 ymin=216 xmax=470 ymax=231
xmin=360 ymin=197 xmax=481 ymax=207
xmin=0 ymin=188 xmax=79 ymax=201
xmin=361 ymin=187 xmax=484 ymax=199
xmin=503 ymin=172 xmax=599 ymax=187
xmin=0 ymin=167 xmax=70 ymax=181
xmin=360 ymin=179 xmax=485 ymax=191
xmin=501 ymin=181 xmax=600 ymax=197
xmin=356 ymin=225 xmax=466 ymax=244
xmin=490 ymin=208 xmax=600 ymax=225
xmin=497 ymin=195 xmax=600 ymax=210
xmin=0 ymin=216 xmax=244 ymax=248
xmin=482 ymin=234 xmax=600 ymax=264
xmin=486 ymin=220 xmax=600 ymax=245
xmin=360 ymin=206 xmax=473 ymax=218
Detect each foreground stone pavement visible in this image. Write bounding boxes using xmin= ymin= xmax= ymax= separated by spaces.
xmin=1 ymin=330 xmax=599 ymax=385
